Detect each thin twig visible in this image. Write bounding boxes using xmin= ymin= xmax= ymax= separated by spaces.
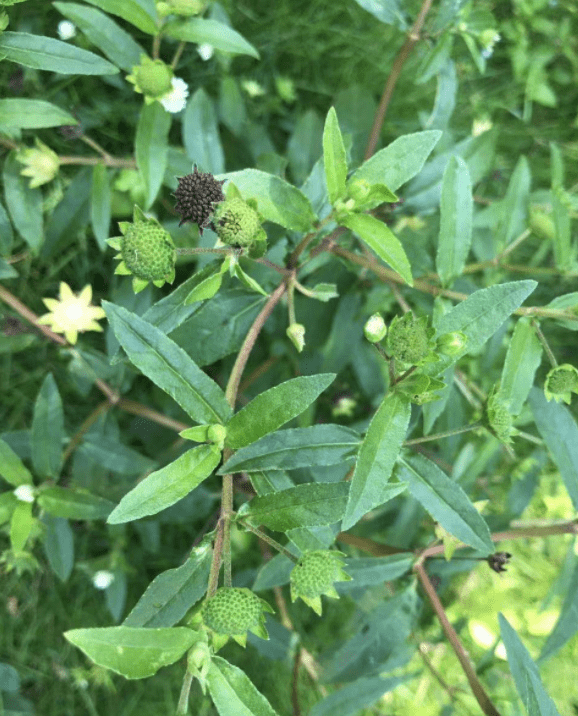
xmin=291 ymin=649 xmax=302 ymax=716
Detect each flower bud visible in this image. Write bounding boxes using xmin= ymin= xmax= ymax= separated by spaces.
xmin=436 ymin=331 xmax=467 ymax=356
xmin=387 ymin=314 xmax=436 ymax=365
xmin=286 ymin=323 xmax=306 ymax=352
xmin=528 ymin=208 xmax=555 ymax=241
xmin=128 ymin=56 xmax=173 ymax=99
xmin=15 ymin=138 xmax=60 ymax=188
xmin=364 ymin=313 xmax=387 ymax=343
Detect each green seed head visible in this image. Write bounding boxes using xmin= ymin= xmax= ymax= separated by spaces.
xmin=120 ymin=221 xmax=176 ymax=282
xmin=484 ymin=386 xmax=513 ymax=443
xmin=132 ymin=57 xmax=173 ymax=98
xmin=290 ymin=550 xmax=351 ymax=614
xmin=387 ymin=314 xmax=434 ymax=365
xmin=202 ymin=588 xmax=263 ymax=636
xmin=214 ymin=198 xmax=264 ymax=248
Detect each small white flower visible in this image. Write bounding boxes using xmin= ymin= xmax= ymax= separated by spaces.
xmin=14 ymin=484 xmax=35 ymax=503
xmin=197 ymin=43 xmax=214 ymax=61
xmin=93 ymin=570 xmax=115 ymax=590
xmin=160 ymin=77 xmax=189 ymax=113
xmin=57 ymin=20 xmax=76 ymax=41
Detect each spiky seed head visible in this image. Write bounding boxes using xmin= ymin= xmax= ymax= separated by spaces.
xmin=290 ymin=550 xmax=352 ymax=615
xmin=173 ymin=165 xmax=225 ymax=231
xmin=544 ymin=363 xmax=578 ymax=404
xmin=483 ymin=385 xmax=514 ymax=444
xmin=214 ymin=198 xmax=264 ymax=248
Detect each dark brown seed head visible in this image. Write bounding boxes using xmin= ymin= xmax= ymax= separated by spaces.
xmin=173 ymin=165 xmax=225 ymax=232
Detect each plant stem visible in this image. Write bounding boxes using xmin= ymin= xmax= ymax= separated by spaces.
xmin=414 ymin=562 xmax=502 ymax=716
xmin=531 ymin=319 xmax=558 ymax=367
xmin=404 ymin=422 xmax=482 ymax=446
xmin=176 ymin=671 xmax=193 ymax=716
xmin=240 ymin=521 xmax=299 ymax=563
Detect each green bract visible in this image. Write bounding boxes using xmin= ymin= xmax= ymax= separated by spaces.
xmin=202 ymin=587 xmax=274 ymax=649
xmin=214 ymin=198 xmax=267 ymax=248
xmin=290 ymin=550 xmax=352 ymax=615
xmin=107 ymin=206 xmax=176 ymax=293
xmin=484 ymin=385 xmax=514 ymax=444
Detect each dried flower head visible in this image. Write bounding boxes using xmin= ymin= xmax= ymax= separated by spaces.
xmin=487 ymin=552 xmax=512 ymax=574
xmin=173 ymin=165 xmax=225 ymax=232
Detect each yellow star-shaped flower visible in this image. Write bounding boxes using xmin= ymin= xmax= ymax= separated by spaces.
xmin=37 ymin=282 xmax=106 ymax=344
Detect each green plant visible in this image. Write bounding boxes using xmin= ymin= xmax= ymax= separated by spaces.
xmin=1 ymin=1 xmax=578 ymax=715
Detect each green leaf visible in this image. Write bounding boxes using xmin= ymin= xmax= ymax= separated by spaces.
xmin=0 ymin=199 xmax=14 ymax=254
xmin=184 ymin=263 xmax=225 ymax=305
xmin=539 ymin=558 xmax=578 ymax=663
xmin=10 ymin=501 xmax=34 ymax=552
xmin=220 ymin=425 xmax=360 ymax=474
xmin=550 ymin=143 xmax=572 ymax=271
xmin=207 ymin=656 xmax=281 ymax=716
xmin=340 ymin=213 xmax=413 ymax=286
xmin=340 ymin=554 xmax=414 ymax=591
xmin=216 ymin=169 xmax=317 ymax=232
xmin=428 ymin=280 xmax=538 ymax=376
xmin=0 ymin=99 xmax=78 ymax=129
xmin=342 ymin=392 xmax=411 ymax=530
xmin=0 ymin=438 xmax=33 ymax=486
xmin=238 ymin=482 xmax=350 ymax=532
xmin=164 ymin=18 xmax=259 ymax=59
xmin=90 ymin=163 xmax=111 ymax=251
xmin=183 ymin=88 xmax=224 ymax=174
xmin=396 ymin=454 xmax=494 ymax=554
xmin=136 ymin=102 xmax=171 ymax=210
xmin=2 ymin=152 xmax=43 ymax=252
xmin=528 ymin=388 xmax=578 ymax=510
xmin=108 ymin=445 xmax=220 ymax=524
xmin=78 ymin=436 xmax=157 ymax=476
xmin=499 ymin=614 xmax=561 ymax=716
xmin=496 ymin=155 xmax=531 ymax=251
xmin=42 ymin=515 xmax=74 ymax=582
xmin=41 ymin=167 xmax=92 ymax=258
xmin=80 ymin=0 xmax=158 ymax=35
xmin=500 ymin=318 xmax=542 ymax=415
xmin=103 ymin=302 xmax=232 ymax=424
xmin=351 ymin=0 xmax=407 ymax=28
xmin=416 ymin=31 xmax=454 ymax=84
xmin=287 ymin=109 xmax=323 ymax=186
xmin=0 ymin=31 xmax=118 ymax=75
xmin=64 ymin=626 xmax=198 ymax=680
xmin=225 ymin=373 xmax=335 ymax=449
xmin=38 ymin=487 xmax=114 ymax=520
xmin=31 ymin=373 xmax=64 ymax=480
xmin=436 ymin=155 xmax=472 ymax=286
xmin=123 ymin=545 xmax=211 ymax=627
xmin=322 ymin=107 xmax=347 ymax=204
xmin=310 ymin=674 xmax=410 ymax=716
xmin=53 ymin=2 xmax=146 ymax=72
xmin=350 ymin=130 xmax=442 ymax=191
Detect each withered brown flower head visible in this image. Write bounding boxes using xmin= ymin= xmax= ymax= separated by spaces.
xmin=487 ymin=552 xmax=512 ymax=574
xmin=173 ymin=165 xmax=225 ymax=232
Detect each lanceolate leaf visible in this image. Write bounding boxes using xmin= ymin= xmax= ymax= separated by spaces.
xmin=529 ymin=388 xmax=578 ymax=509
xmin=2 ymin=152 xmax=43 ymax=251
xmin=43 ymin=515 xmax=74 ymax=582
xmin=323 ymin=107 xmax=347 ymax=204
xmin=219 ymin=424 xmax=360 ymax=474
xmin=496 ymin=155 xmax=531 ymax=251
xmin=53 ymin=2 xmax=145 ymax=72
xmin=136 ymin=102 xmax=171 ymax=210
xmin=225 ymin=373 xmax=336 ymax=449
xmin=0 ymin=32 xmax=119 ymax=75
xmin=108 ymin=445 xmax=220 ymax=524
xmin=539 ymin=558 xmax=578 ymax=663
xmin=103 ymin=302 xmax=231 ymax=424
xmin=396 ymin=454 xmax=494 ymax=554
xmin=310 ymin=674 xmax=411 ymax=716
xmin=551 ymin=143 xmax=572 ymax=271
xmin=499 ymin=614 xmax=561 ymax=716
xmin=238 ymin=482 xmax=350 ymax=532
xmin=90 ymin=163 xmax=111 ymax=251
xmin=183 ymin=88 xmax=224 ymax=175
xmin=164 ymin=18 xmax=260 ymax=59
xmin=339 ymin=213 xmax=413 ymax=286
xmin=436 ymin=154 xmax=472 ymax=286
xmin=207 ymin=656 xmax=281 ymax=716
xmin=38 ymin=487 xmax=115 ymax=520
xmin=31 ymin=373 xmax=64 ymax=480
xmin=342 ymin=392 xmax=411 ymax=530
xmin=500 ymin=318 xmax=542 ymax=415
xmin=0 ymin=438 xmax=33 ymax=487
xmin=81 ymin=0 xmax=158 ymax=35
xmin=0 ymin=99 xmax=78 ymax=129
xmin=339 ymin=554 xmax=414 ymax=591
xmin=64 ymin=627 xmax=198 ymax=680
xmin=428 ymin=280 xmax=538 ymax=376
xmin=350 ymin=130 xmax=442 ymax=190
xmin=123 ymin=545 xmax=211 ymax=628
